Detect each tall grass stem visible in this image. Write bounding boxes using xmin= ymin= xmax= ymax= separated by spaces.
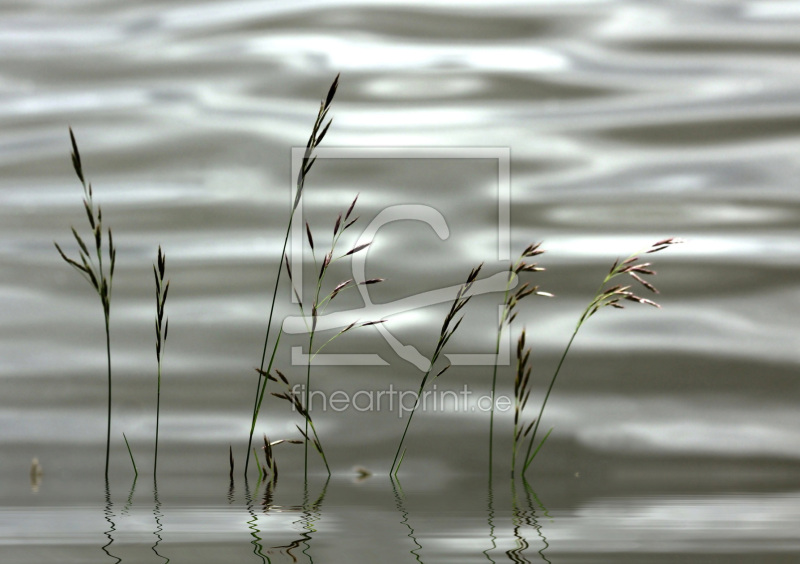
xmin=244 ymin=74 xmax=339 ymax=477
xmin=55 ymin=128 xmax=116 ymax=479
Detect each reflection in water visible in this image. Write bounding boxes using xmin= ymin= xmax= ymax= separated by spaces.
xmin=509 ymin=479 xmax=551 ymax=564
xmin=102 ymin=479 xmax=121 ymax=564
xmin=391 ymin=477 xmax=424 ymax=564
xmin=243 ymin=478 xmax=269 ymax=563
xmin=283 ymin=479 xmax=330 ymax=564
xmin=243 ymin=477 xmax=330 ymax=563
xmin=483 ymin=483 xmax=497 ymax=564
xmin=121 ymin=476 xmax=137 ymax=515
xmin=152 ymin=481 xmax=170 ymax=564
xmin=261 ymin=479 xmax=275 ymax=510
xmin=389 ymin=477 xmax=551 ymax=563
xmin=64 ymin=474 xmax=800 ymax=563
xmin=89 ymin=465 xmax=550 ymax=563
xmin=228 ymin=477 xmax=236 ymax=505
xmin=300 ymin=480 xmax=329 ymax=563
xmin=483 ymin=480 xmax=551 ymax=564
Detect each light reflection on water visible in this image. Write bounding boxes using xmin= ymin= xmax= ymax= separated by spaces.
xmin=2 ymin=476 xmax=799 ymax=563
xmin=2 ymin=0 xmax=800 ymax=561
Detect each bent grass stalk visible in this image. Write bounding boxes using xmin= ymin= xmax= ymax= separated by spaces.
xmin=522 ymin=238 xmax=683 ymax=475
xmin=487 ymin=243 xmax=550 ymax=480
xmin=390 ymin=264 xmax=483 ymax=477
xmin=245 ymin=73 xmax=340 ymax=477
xmin=153 ymin=246 xmax=169 ymax=478
xmin=54 ymin=128 xmax=117 ymax=479
xmin=123 ymin=433 xmax=138 ymax=478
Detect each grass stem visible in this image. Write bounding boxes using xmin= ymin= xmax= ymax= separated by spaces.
xmin=55 ymin=128 xmax=116 ymax=479
xmin=153 ymin=246 xmax=169 ymax=479
xmin=105 ymin=316 xmax=111 ymax=478
xmin=390 ymin=264 xmax=482 ymax=476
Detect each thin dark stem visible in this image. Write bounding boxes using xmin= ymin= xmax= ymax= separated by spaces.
xmin=245 ymin=384 xmax=263 ymax=477
xmin=104 ymin=314 xmax=111 ymax=480
xmin=523 ymin=330 xmax=577 ymax=472
xmin=487 ymin=331 xmax=502 ymax=482
xmin=305 ymin=402 xmax=331 ymax=476
xmin=245 ymin=220 xmax=293 ymax=476
xmin=304 ymin=331 xmax=314 ymax=477
xmin=302 ymin=321 xmax=331 ymax=477
xmin=252 ymin=330 xmax=283 ymax=431
xmin=390 ymin=375 xmax=429 ymax=476
xmin=123 ymin=433 xmax=138 ymax=478
xmin=154 ymin=360 xmax=161 ymax=476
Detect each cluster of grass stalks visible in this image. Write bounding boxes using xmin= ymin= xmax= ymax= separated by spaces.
xmin=57 ymin=130 xmax=173 ymax=480
xmin=244 ymin=74 xmax=340 ymax=478
xmin=265 ymin=368 xmax=330 ymax=476
xmin=288 ymin=196 xmax=384 ymax=478
xmin=252 ymin=434 xmax=301 ymax=487
xmin=487 ymin=243 xmax=551 ymax=478
xmin=245 ymin=75 xmax=385 ymax=480
xmin=488 ymin=239 xmax=683 ymax=478
xmin=266 ymin=362 xmax=362 ymax=480
xmin=57 ymin=74 xmax=681 ymax=483
xmin=517 ymin=238 xmax=682 ymax=476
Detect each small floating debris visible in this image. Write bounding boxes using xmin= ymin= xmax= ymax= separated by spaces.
xmin=353 ymin=466 xmax=372 ymax=482
xmin=30 ymin=458 xmax=43 ymax=492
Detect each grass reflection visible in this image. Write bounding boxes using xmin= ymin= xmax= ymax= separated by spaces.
xmin=90 ymin=474 xmax=558 ymax=562
xmin=391 ymin=477 xmax=425 ymax=563
xmin=101 ymin=479 xmax=121 ymax=564
xmin=242 ymin=476 xmax=330 ymax=563
xmin=483 ymin=483 xmax=498 ymax=564
xmin=509 ymin=479 xmax=551 ymax=564
xmin=151 ymin=481 xmax=169 ymax=564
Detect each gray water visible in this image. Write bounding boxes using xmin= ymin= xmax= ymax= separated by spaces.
xmin=2 ymin=1 xmax=800 ymax=562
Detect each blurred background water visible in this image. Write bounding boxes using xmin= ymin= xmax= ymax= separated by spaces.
xmin=1 ymin=1 xmax=800 ymax=562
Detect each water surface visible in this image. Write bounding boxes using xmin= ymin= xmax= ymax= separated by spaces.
xmin=1 ymin=1 xmax=799 ymax=562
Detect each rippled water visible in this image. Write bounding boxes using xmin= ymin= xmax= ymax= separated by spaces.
xmin=2 ymin=1 xmax=799 ymax=562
